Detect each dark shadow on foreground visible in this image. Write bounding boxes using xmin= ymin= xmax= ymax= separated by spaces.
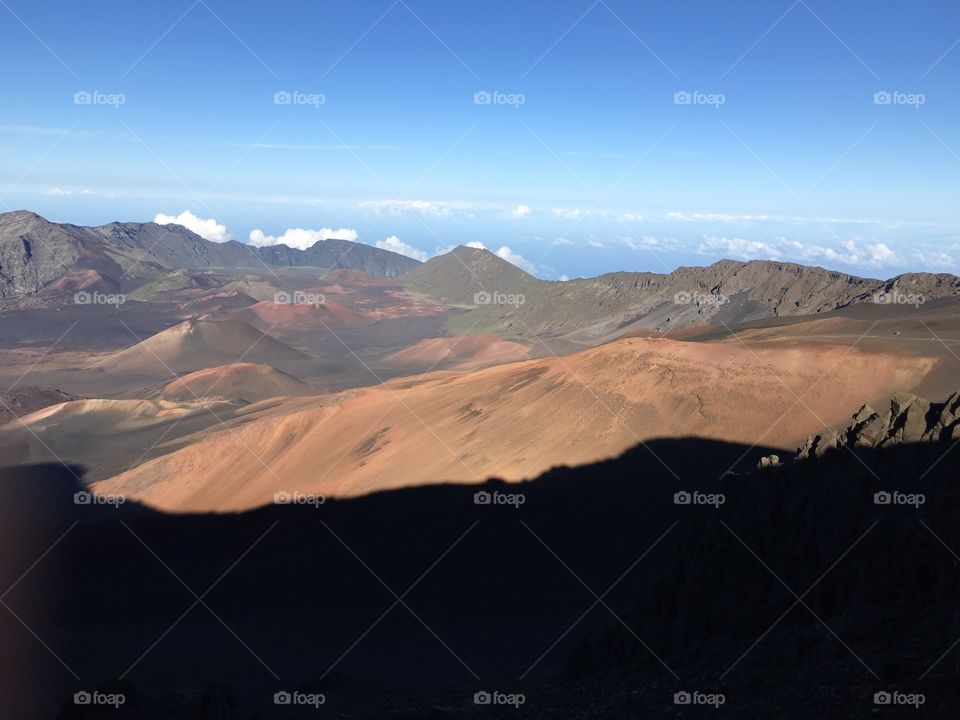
xmin=1 ymin=436 xmax=959 ymax=718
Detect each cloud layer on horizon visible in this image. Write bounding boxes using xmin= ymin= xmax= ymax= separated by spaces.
xmin=145 ymin=207 xmax=957 ymax=278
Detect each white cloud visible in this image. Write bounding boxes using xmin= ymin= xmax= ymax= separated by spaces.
xmin=47 ymin=187 xmax=98 ymax=197
xmin=587 ymin=239 xmax=606 ymax=248
xmin=248 ymin=227 xmax=359 ymax=250
xmin=551 ymin=207 xmax=583 ymax=221
xmin=250 ymin=230 xmax=426 ymax=260
xmin=693 ymin=234 xmax=907 ymax=272
xmin=512 ymin=204 xmax=532 ymax=218
xmin=910 ymin=249 xmax=955 ymax=269
xmin=620 ymin=235 xmax=662 ymax=251
xmin=433 ymin=241 xmax=536 ymax=273
xmin=869 ymin=242 xmax=897 ymax=265
xmin=777 ymin=237 xmax=903 ymax=269
xmin=552 ymin=237 xmax=573 ymax=246
xmin=375 ymin=235 xmax=428 ymax=261
xmin=361 ymin=199 xmax=475 ymax=217
xmin=155 ymin=211 xmax=232 ymax=243
xmin=698 ymin=235 xmax=782 ymax=260
xmin=495 ymin=246 xmax=537 ymax=274
xmin=668 ymin=211 xmax=770 ymax=223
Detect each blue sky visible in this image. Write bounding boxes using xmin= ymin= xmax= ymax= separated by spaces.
xmin=1 ymin=0 xmax=959 ymax=279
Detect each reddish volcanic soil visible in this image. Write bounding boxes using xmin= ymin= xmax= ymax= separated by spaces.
xmin=383 ymin=333 xmax=529 ymax=370
xmin=155 ymin=363 xmax=316 ymax=403
xmin=355 ymin=290 xmax=447 ymax=319
xmin=234 ymin=298 xmax=372 ymax=330
xmin=93 ymin=335 xmax=938 ymax=512
xmin=89 ymin=318 xmax=310 ymax=377
xmin=38 ymin=268 xmax=117 ymax=295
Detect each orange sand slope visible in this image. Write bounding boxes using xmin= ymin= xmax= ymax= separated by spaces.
xmin=94 ymin=336 xmax=938 ymax=512
xmin=155 ymin=363 xmax=316 ymax=403
xmin=382 ymin=333 xmax=529 ymax=370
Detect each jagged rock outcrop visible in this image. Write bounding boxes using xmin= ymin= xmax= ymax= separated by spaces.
xmin=797 ymin=389 xmax=960 ymax=458
xmin=756 ymin=454 xmax=781 ymax=469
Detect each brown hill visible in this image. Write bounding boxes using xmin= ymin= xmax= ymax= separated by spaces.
xmin=90 ymin=318 xmax=310 ymax=377
xmin=234 ymin=298 xmax=372 ymax=331
xmin=320 ymin=268 xmax=386 ymax=284
xmin=154 ymin=363 xmax=315 ymax=403
xmin=402 ymin=245 xmax=537 ymax=304
xmin=382 ymin=333 xmax=529 ymax=370
xmin=94 ymin=335 xmax=937 ymax=511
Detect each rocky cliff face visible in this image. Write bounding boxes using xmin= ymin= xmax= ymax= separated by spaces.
xmin=0 ymin=211 xmax=121 ymax=296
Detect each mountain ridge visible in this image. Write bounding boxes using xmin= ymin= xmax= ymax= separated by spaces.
xmin=0 ymin=210 xmax=422 ymax=297
xmin=404 ymin=245 xmax=960 ymax=337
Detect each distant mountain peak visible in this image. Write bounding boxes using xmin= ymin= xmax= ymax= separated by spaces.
xmin=402 ymin=243 xmax=537 ymax=306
